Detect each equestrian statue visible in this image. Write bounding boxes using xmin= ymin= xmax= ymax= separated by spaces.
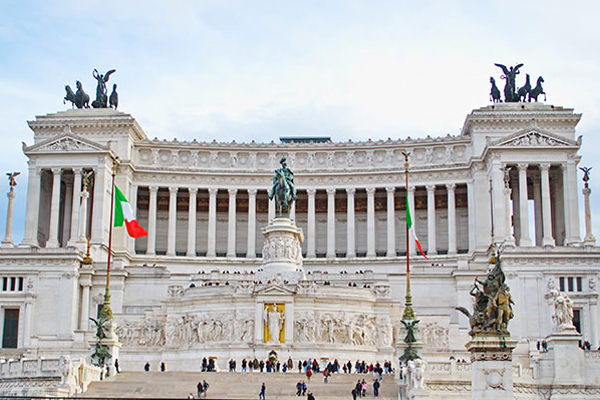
xmin=269 ymin=156 xmax=297 ymax=217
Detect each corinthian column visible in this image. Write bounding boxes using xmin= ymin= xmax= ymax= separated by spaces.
xmin=46 ymin=168 xmax=63 ymax=248
xmin=517 ymin=164 xmax=532 ymax=246
xmin=21 ymin=162 xmax=41 ymax=247
xmin=167 ymin=187 xmax=178 ymax=256
xmin=426 ymin=184 xmax=437 ymax=255
xmin=187 ymin=188 xmax=198 ymax=257
xmin=227 ymin=188 xmax=238 ymax=257
xmin=207 ymin=188 xmax=218 ymax=257
xmin=247 ymin=189 xmax=257 ymax=259
xmin=366 ymin=188 xmax=376 ymax=258
xmin=326 ymin=188 xmax=336 ymax=258
xmin=539 ymin=164 xmax=555 ymax=247
xmin=346 ymin=188 xmax=356 ymax=258
xmin=1 ymin=188 xmax=16 ymax=247
xmin=504 ymin=172 xmax=516 ymax=247
xmin=146 ymin=186 xmax=158 ymax=255
xmin=307 ymin=189 xmax=316 ymax=258
xmin=583 ymin=172 xmax=596 ymax=247
xmin=386 ymin=187 xmax=396 ymax=257
xmin=67 ymin=168 xmax=82 ymax=247
xmin=446 ymin=183 xmax=457 ymax=255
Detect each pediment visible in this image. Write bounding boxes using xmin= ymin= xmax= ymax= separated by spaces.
xmin=491 ymin=128 xmax=577 ymax=148
xmin=256 ymin=283 xmax=296 ymax=296
xmin=24 ymin=132 xmax=109 ymax=154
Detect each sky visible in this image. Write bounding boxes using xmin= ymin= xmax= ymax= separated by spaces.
xmin=0 ymin=0 xmax=599 ymax=243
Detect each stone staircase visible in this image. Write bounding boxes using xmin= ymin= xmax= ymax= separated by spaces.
xmin=83 ymin=371 xmax=400 ymax=399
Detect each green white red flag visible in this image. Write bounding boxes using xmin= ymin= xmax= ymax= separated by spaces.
xmin=406 ymin=194 xmax=428 ymax=259
xmin=114 ymin=186 xmax=148 ymax=238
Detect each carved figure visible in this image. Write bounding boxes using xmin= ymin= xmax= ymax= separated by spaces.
xmin=456 ymin=249 xmax=514 ymax=335
xmin=494 ymin=63 xmax=524 ymax=102
xmin=91 ymin=69 xmax=116 ymax=108
xmin=530 ymin=76 xmax=546 ymax=102
xmin=517 ymin=74 xmax=531 ymax=102
xmin=264 ymin=304 xmax=285 ymax=343
xmin=269 ymin=156 xmax=297 ymax=217
xmin=409 ymin=359 xmax=424 ymax=389
xmin=580 ymin=166 xmax=592 ymax=185
xmin=109 ymin=84 xmax=118 ymax=109
xmin=401 ymin=320 xmax=420 ymax=344
xmin=550 ymin=290 xmax=575 ymax=330
xmin=6 ymin=172 xmax=20 ymax=189
xmin=490 ymin=77 xmax=501 ymax=103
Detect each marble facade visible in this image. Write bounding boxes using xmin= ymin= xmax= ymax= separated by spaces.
xmin=0 ymin=103 xmax=599 ymax=391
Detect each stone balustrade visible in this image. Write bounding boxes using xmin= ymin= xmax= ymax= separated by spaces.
xmin=0 ymin=356 xmax=102 ymax=397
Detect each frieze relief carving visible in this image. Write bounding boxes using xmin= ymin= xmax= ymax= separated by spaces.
xmin=262 ymin=235 xmax=302 ymax=264
xmin=116 ymin=319 xmax=166 ymax=347
xmin=419 ymin=322 xmax=449 ymax=349
xmin=294 ymin=311 xmax=384 ymax=347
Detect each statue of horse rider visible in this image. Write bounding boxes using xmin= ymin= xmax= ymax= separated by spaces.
xmin=269 ymin=156 xmax=298 ymax=217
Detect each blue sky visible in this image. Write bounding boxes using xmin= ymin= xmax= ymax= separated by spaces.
xmin=1 ymin=1 xmax=599 ymax=242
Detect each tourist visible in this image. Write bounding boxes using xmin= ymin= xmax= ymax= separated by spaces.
xmin=202 ymin=380 xmax=209 ymax=398
xmin=242 ymin=358 xmax=247 ymax=372
xmin=114 ymin=359 xmax=120 ymax=373
xmin=260 ymin=360 xmax=265 ymax=372
xmin=283 ymin=363 xmax=288 ymax=373
xmin=306 ymin=367 xmax=313 ymax=381
xmin=301 ymin=380 xmax=307 ymax=396
xmin=202 ymin=357 xmax=208 ymax=372
xmin=373 ymin=379 xmax=380 ymax=397
xmin=259 ymin=382 xmax=266 ymax=400
xmin=188 ymin=393 xmax=195 ymax=400
xmin=347 ymin=361 xmax=352 ymax=373
xmin=161 ymin=361 xmax=166 ymax=372
xmin=323 ymin=369 xmax=328 ymax=383
xmin=307 ymin=390 xmax=315 ymax=400
xmin=144 ymin=362 xmax=150 ymax=372
xmin=296 ymin=380 xmax=302 ymax=396
xmin=355 ymin=380 xmax=362 ymax=397
xmin=298 ymin=360 xmax=302 ymax=373
xmin=197 ymin=381 xmax=203 ymax=398
xmin=351 ymin=387 xmax=357 ymax=400
xmin=361 ymin=379 xmax=367 ymax=396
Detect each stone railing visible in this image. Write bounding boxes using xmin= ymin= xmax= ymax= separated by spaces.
xmin=0 ymin=356 xmax=102 ymax=397
xmin=425 ymin=359 xmax=471 ymax=379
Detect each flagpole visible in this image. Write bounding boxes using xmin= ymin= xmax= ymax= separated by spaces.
xmin=402 ymin=152 xmax=415 ymax=321
xmin=100 ymin=156 xmax=118 ymax=321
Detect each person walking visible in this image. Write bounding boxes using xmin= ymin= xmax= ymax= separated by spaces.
xmin=197 ymin=381 xmax=203 ymax=398
xmin=202 ymin=380 xmax=209 ymax=398
xmin=355 ymin=380 xmax=362 ymax=398
xmin=351 ymin=387 xmax=357 ymax=400
xmin=307 ymin=390 xmax=315 ymax=400
xmin=296 ymin=380 xmax=302 ymax=396
xmin=259 ymin=382 xmax=266 ymax=400
xmin=373 ymin=379 xmax=380 ymax=397
xmin=306 ymin=367 xmax=312 ymax=382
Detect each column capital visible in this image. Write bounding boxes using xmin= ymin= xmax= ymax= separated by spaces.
xmin=307 ymin=189 xmax=317 ymax=196
xmin=385 ymin=187 xmax=396 ymax=194
xmin=169 ymin=187 xmax=179 ymax=195
xmin=326 ymin=188 xmax=336 ymax=195
xmin=538 ymin=163 xmax=551 ymax=171
xmin=247 ymin=188 xmax=258 ymax=196
xmin=149 ymin=185 xmax=159 ymax=193
xmin=208 ymin=188 xmax=218 ymax=196
xmin=188 ymin=187 xmax=198 ymax=195
xmin=446 ymin=183 xmax=456 ymax=191
xmin=346 ymin=187 xmax=356 ymax=196
xmin=51 ymin=167 xmax=63 ymax=175
xmin=559 ymin=163 xmax=567 ymax=171
xmin=228 ymin=188 xmax=238 ymax=196
xmin=426 ymin=184 xmax=436 ymax=192
xmin=408 ymin=186 xmax=416 ymax=194
xmin=517 ymin=163 xmax=529 ymax=172
xmin=366 ymin=187 xmax=376 ymax=195
xmin=7 ymin=190 xmax=16 ymax=200
xmin=73 ymin=167 xmax=84 ymax=175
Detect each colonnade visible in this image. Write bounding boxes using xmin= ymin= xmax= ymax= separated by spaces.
xmin=136 ymin=183 xmax=469 ymax=259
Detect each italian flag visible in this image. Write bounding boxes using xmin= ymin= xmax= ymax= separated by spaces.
xmin=406 ymin=194 xmax=428 ymax=259
xmin=114 ymin=186 xmax=148 ymax=238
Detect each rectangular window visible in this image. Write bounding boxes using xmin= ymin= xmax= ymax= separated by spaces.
xmin=559 ymin=277 xmax=565 ymax=292
xmin=568 ymin=277 xmax=574 ymax=292
xmin=576 ymin=277 xmax=582 ymax=292
xmin=573 ymin=309 xmax=581 ymax=334
xmin=17 ymin=278 xmax=23 ymax=292
xmin=2 ymin=309 xmax=19 ymax=348
xmin=2 ymin=278 xmax=6 ymax=291
xmin=10 ymin=277 xmax=16 ymax=291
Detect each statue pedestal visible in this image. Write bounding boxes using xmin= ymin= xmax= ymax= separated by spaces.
xmin=101 ymin=322 xmax=122 ymax=377
xmin=466 ymin=334 xmax=516 ymax=400
xmin=260 ymin=217 xmax=304 ymax=283
xmin=538 ymin=328 xmax=583 ymax=385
